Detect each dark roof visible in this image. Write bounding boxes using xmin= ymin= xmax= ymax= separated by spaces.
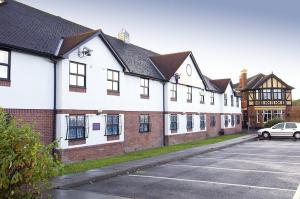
xmin=203 ymin=76 xmax=222 ymax=93
xmin=235 ymin=73 xmax=294 ymax=90
xmin=59 ymin=30 xmax=100 ymax=56
xmin=0 ymin=0 xmax=91 ymax=56
xmin=150 ymin=51 xmax=191 ymax=80
xmin=210 ymin=79 xmax=231 ymax=93
xmin=102 ymin=34 xmax=164 ymax=80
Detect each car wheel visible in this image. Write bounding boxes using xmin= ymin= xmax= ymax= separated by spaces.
xmin=262 ymin=132 xmax=270 ymax=139
xmin=293 ymin=132 xmax=300 ymax=139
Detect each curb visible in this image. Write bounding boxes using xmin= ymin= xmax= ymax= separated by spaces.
xmin=52 ymin=134 xmax=257 ymax=189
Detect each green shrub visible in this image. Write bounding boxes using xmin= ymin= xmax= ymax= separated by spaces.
xmin=264 ymin=118 xmax=284 ymax=128
xmin=0 ymin=109 xmax=61 ymax=199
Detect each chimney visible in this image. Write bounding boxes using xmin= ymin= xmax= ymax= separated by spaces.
xmin=240 ymin=69 xmax=247 ymax=89
xmin=118 ymin=29 xmax=130 ymax=43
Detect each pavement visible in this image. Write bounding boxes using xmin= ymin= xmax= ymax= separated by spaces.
xmin=50 ymin=137 xmax=300 ymax=199
xmin=52 ymin=134 xmax=256 ymax=189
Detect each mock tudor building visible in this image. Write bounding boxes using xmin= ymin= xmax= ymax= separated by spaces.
xmin=235 ymin=69 xmax=293 ymax=128
xmin=0 ymin=0 xmax=242 ymax=162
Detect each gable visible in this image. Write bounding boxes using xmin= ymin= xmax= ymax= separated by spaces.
xmin=173 ymin=55 xmax=205 ymax=88
xmin=259 ymin=75 xmax=287 ymax=89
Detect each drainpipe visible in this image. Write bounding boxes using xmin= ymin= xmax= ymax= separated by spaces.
xmin=162 ymin=82 xmax=166 ymax=146
xmin=50 ymin=58 xmax=57 ymax=145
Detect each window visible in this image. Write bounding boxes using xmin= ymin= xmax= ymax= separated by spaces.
xmin=186 ymin=115 xmax=193 ymax=129
xmin=273 ymin=89 xmax=282 ymax=100
xmin=210 ymin=92 xmax=215 ymax=105
xmin=107 ymin=69 xmax=119 ymax=92
xmin=210 ymin=115 xmax=216 ymax=127
xmin=170 ymin=83 xmax=177 ymax=101
xmin=140 ymin=78 xmax=149 ymax=97
xmin=200 ymin=114 xmax=206 ymax=130
xmin=224 ymin=115 xmax=229 ymax=128
xmin=286 ymin=123 xmax=297 ymax=129
xmin=231 ymin=115 xmax=235 ymax=126
xmin=139 ymin=115 xmax=150 ymax=133
xmin=200 ymin=89 xmax=205 ymax=104
xmin=187 ymin=86 xmax=192 ymax=102
xmin=236 ymin=97 xmax=239 ymax=107
xmin=67 ymin=115 xmax=86 ymax=140
xmin=263 ymin=110 xmax=272 ymax=123
xmin=0 ymin=49 xmax=10 ymax=80
xmin=231 ymin=95 xmax=234 ymax=107
xmin=272 ymin=123 xmax=285 ymax=129
xmin=69 ymin=61 xmax=86 ymax=87
xmin=273 ymin=110 xmax=283 ymax=119
xmin=106 ymin=115 xmax=120 ymax=136
xmin=262 ymin=89 xmax=271 ymax=100
xmin=237 ymin=115 xmax=241 ymax=125
xmin=224 ymin=94 xmax=228 ymax=106
xmin=170 ymin=115 xmax=178 ymax=131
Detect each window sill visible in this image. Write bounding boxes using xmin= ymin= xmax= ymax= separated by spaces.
xmin=107 ymin=90 xmax=120 ymax=96
xmin=0 ymin=80 xmax=11 ymax=87
xmin=69 ymin=86 xmax=86 ymax=93
xmin=107 ymin=134 xmax=120 ymax=141
xmin=187 ymin=100 xmax=192 ymax=103
xmin=171 ymin=129 xmax=178 ymax=134
xmin=140 ymin=95 xmax=150 ymax=99
xmin=170 ymin=98 xmax=177 ymax=102
xmin=68 ymin=138 xmax=86 ymax=146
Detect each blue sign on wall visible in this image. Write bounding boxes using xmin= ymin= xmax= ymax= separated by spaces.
xmin=93 ymin=123 xmax=100 ymax=131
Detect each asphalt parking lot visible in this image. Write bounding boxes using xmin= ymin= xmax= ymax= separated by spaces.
xmin=70 ymin=139 xmax=300 ymax=199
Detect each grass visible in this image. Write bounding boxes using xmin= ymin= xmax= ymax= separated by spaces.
xmin=61 ymin=132 xmax=246 ymax=175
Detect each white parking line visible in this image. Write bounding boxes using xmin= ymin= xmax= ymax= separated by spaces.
xmin=193 ymin=156 xmax=300 ymax=165
xmin=234 ymin=146 xmax=300 ymax=150
xmin=293 ymin=184 xmax=300 ymax=199
xmin=163 ymin=164 xmax=300 ymax=175
xmin=214 ymin=152 xmax=300 ymax=158
xmin=129 ymin=174 xmax=296 ymax=192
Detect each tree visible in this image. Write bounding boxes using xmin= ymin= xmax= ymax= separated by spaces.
xmin=0 ymin=109 xmax=60 ymax=198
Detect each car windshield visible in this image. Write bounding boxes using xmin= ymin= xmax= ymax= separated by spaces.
xmin=272 ymin=123 xmax=285 ymax=129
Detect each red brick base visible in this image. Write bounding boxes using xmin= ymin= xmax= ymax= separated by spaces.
xmin=4 ymin=109 xmax=54 ymax=145
xmin=59 ymin=142 xmax=124 ymax=163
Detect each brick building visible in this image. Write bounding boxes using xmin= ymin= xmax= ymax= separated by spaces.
xmin=0 ymin=0 xmax=242 ymax=162
xmin=235 ymin=69 xmax=294 ymax=129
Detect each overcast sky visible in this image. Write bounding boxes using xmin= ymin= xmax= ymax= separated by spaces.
xmin=18 ymin=0 xmax=300 ymax=99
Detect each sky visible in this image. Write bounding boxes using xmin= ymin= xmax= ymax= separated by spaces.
xmin=18 ymin=0 xmax=300 ymax=99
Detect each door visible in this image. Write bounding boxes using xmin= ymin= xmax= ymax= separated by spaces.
xmin=270 ymin=123 xmax=285 ymax=136
xmin=284 ymin=123 xmax=297 ymax=137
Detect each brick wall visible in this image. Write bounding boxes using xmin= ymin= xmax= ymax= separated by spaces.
xmin=4 ymin=109 xmax=54 ymax=144
xmin=123 ymin=112 xmax=164 ymax=152
xmin=59 ymin=142 xmax=124 ymax=163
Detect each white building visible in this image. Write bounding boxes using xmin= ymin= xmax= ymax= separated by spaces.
xmin=0 ymin=0 xmax=242 ymax=162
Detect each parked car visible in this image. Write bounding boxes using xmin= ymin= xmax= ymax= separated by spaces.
xmin=258 ymin=122 xmax=300 ymax=139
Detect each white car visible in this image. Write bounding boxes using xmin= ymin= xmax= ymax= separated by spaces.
xmin=258 ymin=122 xmax=300 ymax=139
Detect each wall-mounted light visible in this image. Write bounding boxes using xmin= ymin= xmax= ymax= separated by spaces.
xmin=78 ymin=47 xmax=93 ymax=58
xmin=174 ymin=73 xmax=181 ymax=84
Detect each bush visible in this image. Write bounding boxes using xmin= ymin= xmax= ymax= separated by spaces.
xmin=0 ymin=109 xmax=60 ymax=199
xmin=264 ymin=118 xmax=284 ymax=128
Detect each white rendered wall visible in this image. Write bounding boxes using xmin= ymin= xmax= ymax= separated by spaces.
xmin=221 ymin=84 xmax=242 ymax=114
xmin=56 ymin=36 xmax=163 ymax=112
xmin=0 ymin=51 xmax=54 ymax=109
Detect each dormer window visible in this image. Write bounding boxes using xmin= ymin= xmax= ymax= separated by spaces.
xmin=0 ymin=49 xmax=10 ymax=81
